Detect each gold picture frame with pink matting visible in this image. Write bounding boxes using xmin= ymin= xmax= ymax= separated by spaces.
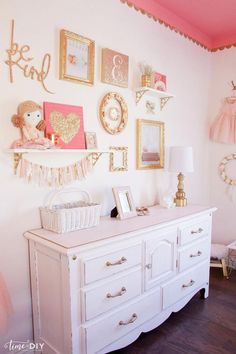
xmin=44 ymin=102 xmax=85 ymax=149
xmin=101 ymin=48 xmax=129 ymax=88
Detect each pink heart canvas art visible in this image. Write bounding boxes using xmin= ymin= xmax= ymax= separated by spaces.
xmin=44 ymin=102 xmax=85 ymax=149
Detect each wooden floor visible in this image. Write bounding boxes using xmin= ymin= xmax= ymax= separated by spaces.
xmin=111 ymin=269 xmax=236 ymax=354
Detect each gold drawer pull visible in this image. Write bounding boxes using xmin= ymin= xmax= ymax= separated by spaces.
xmin=106 ymin=256 xmax=127 ymax=266
xmin=106 ymin=287 xmax=127 ymax=298
xmin=191 ymin=228 xmax=203 ymax=234
xmin=119 ymin=313 xmax=138 ymax=325
xmin=182 ymin=279 xmax=195 ymax=288
xmin=190 ymin=251 xmax=202 ymax=258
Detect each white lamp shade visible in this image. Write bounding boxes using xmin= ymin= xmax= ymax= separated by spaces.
xmin=168 ymin=146 xmax=194 ymax=173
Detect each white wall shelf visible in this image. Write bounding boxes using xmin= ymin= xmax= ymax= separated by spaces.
xmin=135 ymin=87 xmax=175 ymax=110
xmin=5 ymin=148 xmax=110 ymax=174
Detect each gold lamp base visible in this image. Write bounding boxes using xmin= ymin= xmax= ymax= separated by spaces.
xmin=174 ymin=172 xmax=187 ymax=207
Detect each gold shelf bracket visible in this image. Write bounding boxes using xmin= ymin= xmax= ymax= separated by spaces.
xmin=160 ymin=96 xmax=172 ymax=110
xmin=135 ymin=90 xmax=146 ymax=104
xmin=13 ymin=152 xmax=23 ymax=175
xmin=88 ymin=152 xmax=103 ymax=167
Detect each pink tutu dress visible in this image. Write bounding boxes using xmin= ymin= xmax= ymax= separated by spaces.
xmin=210 ymin=98 xmax=236 ymax=144
xmin=0 ymin=273 xmax=13 ymax=334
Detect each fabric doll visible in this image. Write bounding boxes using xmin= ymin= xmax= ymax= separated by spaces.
xmin=11 ymin=100 xmax=54 ymax=149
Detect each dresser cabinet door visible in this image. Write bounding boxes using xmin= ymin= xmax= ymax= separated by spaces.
xmin=145 ymin=229 xmax=177 ymax=290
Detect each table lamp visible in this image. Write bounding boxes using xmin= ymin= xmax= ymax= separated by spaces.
xmin=168 ymin=146 xmax=194 ymax=207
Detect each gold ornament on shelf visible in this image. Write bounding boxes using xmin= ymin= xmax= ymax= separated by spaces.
xmin=5 ymin=20 xmax=53 ymax=94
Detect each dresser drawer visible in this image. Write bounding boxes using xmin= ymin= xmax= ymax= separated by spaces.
xmin=162 ymin=261 xmax=209 ymax=309
xmin=83 ymin=288 xmax=161 ymax=354
xmin=83 ymin=269 xmax=142 ymax=321
xmin=83 ymin=244 xmax=142 ymax=284
xmin=178 ymin=217 xmax=211 ymax=245
xmin=178 ymin=237 xmax=210 ymax=272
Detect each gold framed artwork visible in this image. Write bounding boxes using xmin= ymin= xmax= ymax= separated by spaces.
xmin=136 ymin=119 xmax=164 ymax=169
xmin=59 ymin=29 xmax=95 ymax=85
xmin=85 ymin=132 xmax=98 ymax=149
xmin=109 ymin=146 xmax=128 ymax=172
xmin=112 ymin=186 xmax=137 ymax=219
xmin=101 ymin=48 xmax=129 ymax=88
xmin=99 ymin=92 xmax=128 ymax=134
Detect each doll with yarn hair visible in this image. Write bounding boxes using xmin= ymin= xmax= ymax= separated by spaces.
xmin=11 ymin=100 xmax=54 ymax=149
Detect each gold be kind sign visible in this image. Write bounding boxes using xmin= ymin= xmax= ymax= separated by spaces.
xmin=5 ymin=20 xmax=53 ymax=94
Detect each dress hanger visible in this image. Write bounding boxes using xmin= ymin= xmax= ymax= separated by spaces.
xmin=226 ymin=81 xmax=236 ymax=103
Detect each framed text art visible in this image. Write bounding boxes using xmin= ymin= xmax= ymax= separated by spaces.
xmin=136 ymin=119 xmax=164 ymax=169
xmin=101 ymin=48 xmax=129 ymax=88
xmin=44 ymin=102 xmax=85 ymax=149
xmin=59 ymin=29 xmax=95 ymax=85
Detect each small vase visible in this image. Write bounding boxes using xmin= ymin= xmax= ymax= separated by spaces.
xmin=141 ymin=74 xmax=152 ymax=87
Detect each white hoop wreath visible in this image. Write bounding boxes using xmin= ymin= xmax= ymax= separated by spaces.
xmin=219 ymin=153 xmax=236 ymax=203
xmin=219 ymin=154 xmax=236 ymax=185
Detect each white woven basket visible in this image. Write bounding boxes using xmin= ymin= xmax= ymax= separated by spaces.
xmin=40 ymin=189 xmax=101 ymax=234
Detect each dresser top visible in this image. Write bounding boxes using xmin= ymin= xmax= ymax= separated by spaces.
xmin=25 ymin=205 xmax=216 ymax=250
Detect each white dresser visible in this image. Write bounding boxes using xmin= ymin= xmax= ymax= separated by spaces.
xmin=25 ymin=205 xmax=216 ymax=354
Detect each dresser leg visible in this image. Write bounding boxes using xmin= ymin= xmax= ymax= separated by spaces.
xmin=200 ymin=285 xmax=209 ymax=299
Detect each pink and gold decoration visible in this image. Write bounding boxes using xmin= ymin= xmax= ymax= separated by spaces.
xmin=101 ymin=48 xmax=129 ymax=88
xmin=44 ymin=102 xmax=85 ymax=149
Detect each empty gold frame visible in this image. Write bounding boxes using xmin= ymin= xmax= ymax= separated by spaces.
xmin=109 ymin=147 xmax=128 ymax=172
xmin=136 ymin=119 xmax=164 ymax=169
xmin=60 ymin=29 xmax=94 ymax=85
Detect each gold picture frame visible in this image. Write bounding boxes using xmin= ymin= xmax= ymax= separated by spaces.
xmin=59 ymin=29 xmax=94 ymax=85
xmin=109 ymin=146 xmax=128 ymax=172
xmin=85 ymin=132 xmax=98 ymax=149
xmin=112 ymin=186 xmax=137 ymax=219
xmin=101 ymin=48 xmax=129 ymax=88
xmin=99 ymin=92 xmax=128 ymax=134
xmin=136 ymin=119 xmax=164 ymax=169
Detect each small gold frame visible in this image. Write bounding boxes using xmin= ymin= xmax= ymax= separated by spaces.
xmin=136 ymin=119 xmax=164 ymax=169
xmin=99 ymin=92 xmax=128 ymax=134
xmin=59 ymin=29 xmax=94 ymax=85
xmin=109 ymin=146 xmax=128 ymax=172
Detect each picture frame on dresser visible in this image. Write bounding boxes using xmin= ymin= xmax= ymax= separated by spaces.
xmin=59 ymin=29 xmax=95 ymax=85
xmin=112 ymin=186 xmax=137 ymax=219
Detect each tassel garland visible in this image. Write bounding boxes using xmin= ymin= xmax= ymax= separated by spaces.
xmin=16 ymin=156 xmax=93 ymax=187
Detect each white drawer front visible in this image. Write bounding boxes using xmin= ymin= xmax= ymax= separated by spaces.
xmin=162 ymin=261 xmax=209 ymax=309
xmin=83 ymin=270 xmax=142 ymax=321
xmin=178 ymin=238 xmax=210 ymax=272
xmin=178 ymin=217 xmax=211 ymax=245
xmin=83 ymin=244 xmax=142 ymax=284
xmin=83 ymin=288 xmax=161 ymax=354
